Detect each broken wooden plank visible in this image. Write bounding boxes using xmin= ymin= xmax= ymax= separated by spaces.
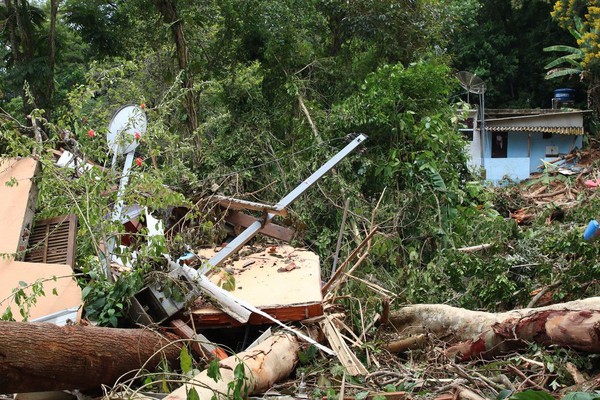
xmin=24 ymin=214 xmax=78 ymax=268
xmin=169 ymin=319 xmax=227 ymax=360
xmin=322 ymin=228 xmax=378 ymax=295
xmin=226 ymin=210 xmax=294 ymax=242
xmin=457 ymin=243 xmax=492 ymax=253
xmin=319 ymin=314 xmax=368 ymax=376
xmin=0 ymin=321 xmax=181 ymax=393
xmin=0 ymin=158 xmax=41 ymax=258
xmin=191 ymin=245 xmax=323 ymax=326
xmin=214 ymin=195 xmax=288 ymax=216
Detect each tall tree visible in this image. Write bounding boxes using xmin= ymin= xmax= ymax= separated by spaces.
xmin=1 ymin=0 xmax=46 ymax=118
xmin=152 ymin=0 xmax=199 ymax=135
xmin=549 ymin=0 xmax=600 ymax=113
xmin=449 ymin=0 xmax=575 ymax=108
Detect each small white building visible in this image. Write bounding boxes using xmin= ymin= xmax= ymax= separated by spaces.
xmin=462 ymin=109 xmax=589 ymax=182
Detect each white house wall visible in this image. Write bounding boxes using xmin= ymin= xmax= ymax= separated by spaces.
xmin=466 ymin=129 xmax=482 ymax=169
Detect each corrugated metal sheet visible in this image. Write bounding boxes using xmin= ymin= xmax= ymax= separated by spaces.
xmin=486 ymin=126 xmax=583 ymax=135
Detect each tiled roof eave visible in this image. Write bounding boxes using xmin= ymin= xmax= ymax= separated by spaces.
xmin=485 ymin=126 xmax=583 ymax=135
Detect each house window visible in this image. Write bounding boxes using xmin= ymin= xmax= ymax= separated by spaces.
xmin=461 ymin=130 xmax=474 ymax=141
xmin=543 ymin=132 xmax=553 ymax=139
xmin=491 ymin=132 xmax=508 ymax=158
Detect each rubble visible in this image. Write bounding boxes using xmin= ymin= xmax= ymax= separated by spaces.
xmin=6 ymin=110 xmax=600 ymax=400
xmin=0 ymin=120 xmax=370 ymax=397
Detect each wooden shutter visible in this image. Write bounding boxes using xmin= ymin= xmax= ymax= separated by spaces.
xmin=24 ymin=214 xmax=78 ymax=269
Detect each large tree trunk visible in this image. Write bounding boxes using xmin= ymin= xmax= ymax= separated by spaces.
xmin=0 ymin=321 xmax=181 ymax=394
xmin=166 ymin=332 xmax=299 ymax=400
xmin=152 ymin=0 xmax=199 ymax=135
xmin=388 ymin=298 xmax=600 ymax=361
xmin=44 ymin=0 xmax=58 ymax=121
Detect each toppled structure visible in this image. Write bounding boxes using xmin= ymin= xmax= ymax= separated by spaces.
xmin=0 ymin=158 xmax=82 ymax=323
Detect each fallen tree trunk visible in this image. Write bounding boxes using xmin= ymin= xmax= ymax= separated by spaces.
xmin=0 ymin=321 xmax=181 ymax=393
xmin=388 ymin=298 xmax=600 ymax=361
xmin=166 ymin=332 xmax=299 ymax=400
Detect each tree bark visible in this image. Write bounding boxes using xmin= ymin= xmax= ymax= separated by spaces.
xmin=44 ymin=0 xmax=58 ymax=121
xmin=0 ymin=321 xmax=181 ymax=394
xmin=166 ymin=332 xmax=299 ymax=400
xmin=388 ymin=298 xmax=600 ymax=361
xmin=152 ymin=0 xmax=199 ymax=135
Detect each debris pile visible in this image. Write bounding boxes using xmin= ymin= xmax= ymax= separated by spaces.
xmin=4 ymin=108 xmax=600 ymax=400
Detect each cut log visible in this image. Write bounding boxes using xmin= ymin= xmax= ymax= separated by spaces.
xmin=388 ymin=298 xmax=600 ymax=361
xmin=0 ymin=321 xmax=181 ymax=393
xmin=166 ymin=332 xmax=299 ymax=400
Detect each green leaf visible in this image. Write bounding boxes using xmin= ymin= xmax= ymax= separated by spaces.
xmin=2 ymin=307 xmax=14 ymax=321
xmin=52 ymin=288 xmax=58 ymax=296
xmin=545 ymin=68 xmax=582 ymax=80
xmin=186 ymin=387 xmax=200 ymax=400
xmin=543 ymin=45 xmax=583 ymax=54
xmin=383 ymin=384 xmax=397 ymax=392
xmin=180 ymin=346 xmax=193 ymax=374
xmin=562 ymin=392 xmax=600 ymax=400
xmin=510 ymin=390 xmax=555 ymax=400
xmin=497 ymin=389 xmax=513 ymax=400
xmin=355 ymin=391 xmax=370 ymax=400
xmin=18 ymin=281 xmax=28 ymax=287
xmin=207 ymin=359 xmax=222 ymax=383
xmin=81 ymin=286 xmax=93 ymax=299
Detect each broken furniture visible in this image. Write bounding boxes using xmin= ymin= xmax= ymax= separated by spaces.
xmin=191 ymin=245 xmax=323 ymax=327
xmin=0 ymin=158 xmax=82 ymax=323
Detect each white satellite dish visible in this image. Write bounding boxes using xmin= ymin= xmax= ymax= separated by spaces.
xmin=107 ymin=105 xmax=147 ymax=155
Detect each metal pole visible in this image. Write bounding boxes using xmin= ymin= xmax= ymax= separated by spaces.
xmin=201 ymin=134 xmax=367 ymax=272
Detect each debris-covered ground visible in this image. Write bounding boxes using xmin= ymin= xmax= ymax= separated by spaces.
xmin=3 ymin=125 xmax=600 ymax=400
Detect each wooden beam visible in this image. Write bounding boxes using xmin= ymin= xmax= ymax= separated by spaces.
xmin=169 ymin=319 xmax=227 ymax=360
xmin=225 ymin=210 xmax=294 ymax=242
xmin=319 ymin=315 xmax=368 ymax=376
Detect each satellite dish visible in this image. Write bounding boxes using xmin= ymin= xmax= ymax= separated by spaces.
xmin=457 ymin=71 xmax=486 ymax=95
xmin=107 ymin=105 xmax=147 ymax=155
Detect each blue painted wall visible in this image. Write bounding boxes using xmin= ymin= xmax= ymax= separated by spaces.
xmin=528 ymin=132 xmax=582 ymax=172
xmin=481 ymin=131 xmax=583 ymax=181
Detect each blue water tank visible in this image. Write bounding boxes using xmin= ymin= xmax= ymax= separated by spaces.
xmin=554 ymin=88 xmax=576 ymax=101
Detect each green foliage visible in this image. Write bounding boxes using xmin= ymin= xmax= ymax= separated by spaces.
xmin=186 ymin=387 xmax=200 ymax=400
xmin=449 ymin=0 xmax=578 ymax=108
xmin=81 ymin=266 xmax=142 ymax=327
xmin=1 ymin=277 xmax=57 ymax=321
xmin=562 ymin=393 xmax=600 ymax=400
xmin=207 ymin=359 xmax=222 ymax=383
xmin=227 ymin=361 xmax=249 ymax=400
xmin=298 ymin=345 xmax=319 ymax=365
xmin=509 ymin=390 xmax=554 ymax=400
xmin=179 ymin=346 xmax=193 ymax=375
